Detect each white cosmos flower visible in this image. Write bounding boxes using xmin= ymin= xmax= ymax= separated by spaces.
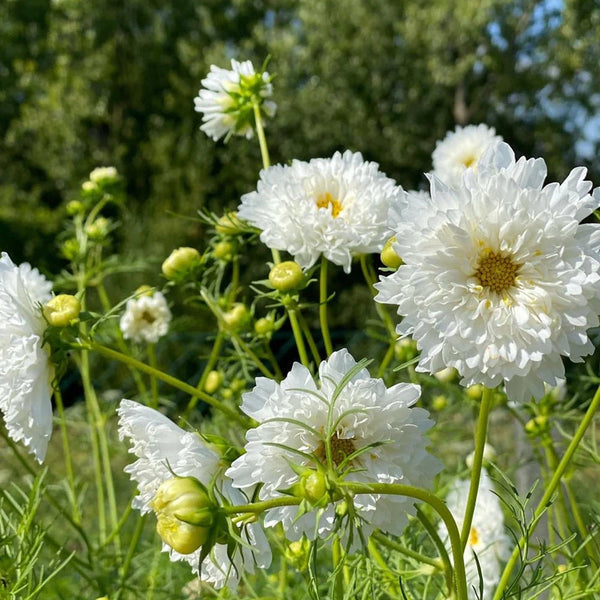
xmin=375 ymin=142 xmax=600 ymax=403
xmin=438 ymin=470 xmax=511 ymax=600
xmin=0 ymin=253 xmax=53 ymax=463
xmin=226 ymin=349 xmax=441 ymax=546
xmin=120 ymin=291 xmax=171 ymax=344
xmin=238 ymin=151 xmax=405 ymax=273
xmin=194 ymin=59 xmax=276 ymax=141
xmin=432 ymin=124 xmax=503 ymax=188
xmin=117 ymin=400 xmax=272 ymax=589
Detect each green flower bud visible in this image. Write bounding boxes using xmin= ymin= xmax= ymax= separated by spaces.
xmin=86 ymin=217 xmax=111 ymax=240
xmin=162 ymin=247 xmax=201 ymax=280
xmin=89 ymin=166 xmax=119 ymax=185
xmin=432 ymin=394 xmax=448 ymax=411
xmin=134 ymin=285 xmax=155 ymax=297
xmin=66 ymin=200 xmax=84 ymax=216
xmin=156 ymin=513 xmax=209 ymax=554
xmin=268 ymin=261 xmax=305 ymax=292
xmin=301 ymin=471 xmax=328 ymax=506
xmin=43 ymin=295 xmax=81 ymax=327
xmin=213 ymin=241 xmax=235 ymax=262
xmin=81 ymin=180 xmax=100 ymax=196
xmin=203 ymin=370 xmax=223 ymax=394
xmin=221 ymin=303 xmax=250 ymax=332
xmin=151 ymin=476 xmax=213 ymax=527
xmin=433 ymin=367 xmax=457 ymax=383
xmin=215 ymin=211 xmax=244 ymax=235
xmin=285 ymin=537 xmax=310 ymax=571
xmin=254 ymin=315 xmax=276 ymax=337
xmin=465 ymin=384 xmax=484 ymax=400
xmin=380 ymin=237 xmax=403 ymax=269
xmin=61 ymin=238 xmax=81 ymax=261
xmin=394 ymin=337 xmax=418 ymax=362
xmin=525 ymin=415 xmax=550 ymax=438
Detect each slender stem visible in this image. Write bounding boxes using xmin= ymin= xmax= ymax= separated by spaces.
xmin=376 ymin=342 xmax=396 ymax=379
xmin=460 ymin=386 xmax=493 ymax=550
xmin=319 ymin=257 xmax=333 ymax=356
xmin=367 ymin=537 xmax=402 ymax=596
xmin=253 ymin=100 xmax=281 ymax=265
xmin=53 ymin=385 xmax=82 ymax=525
xmin=88 ymin=342 xmax=248 ymax=426
xmin=359 ymin=254 xmax=397 ymax=338
xmin=416 ymin=507 xmax=454 ymax=593
xmin=223 ymin=496 xmax=302 ymax=515
xmin=116 ymin=514 xmax=147 ymax=600
xmin=372 ymin=530 xmax=441 ymax=569
xmin=298 ymin=311 xmax=322 ymax=365
xmin=230 ymin=331 xmax=277 ymax=378
xmin=147 ymin=344 xmax=159 ymax=409
xmin=541 ymin=440 xmax=571 ymax=544
xmin=184 ymin=331 xmax=225 ymax=418
xmin=493 ymin=384 xmax=600 ymax=600
xmin=341 ymin=482 xmax=468 ymax=600
xmin=287 ymin=307 xmax=311 ymax=368
xmin=332 ymin=536 xmax=345 ymax=600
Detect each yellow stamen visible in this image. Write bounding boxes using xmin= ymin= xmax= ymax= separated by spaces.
xmin=315 ymin=432 xmax=356 ymax=466
xmin=462 ymin=155 xmax=476 ymax=168
xmin=474 ymin=249 xmax=521 ymax=294
xmin=316 ymin=192 xmax=342 ymax=218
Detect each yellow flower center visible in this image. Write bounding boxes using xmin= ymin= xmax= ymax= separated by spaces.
xmin=474 ymin=249 xmax=521 ymax=294
xmin=141 ymin=310 xmax=156 ymax=324
xmin=469 ymin=526 xmax=479 ymax=547
xmin=316 ymin=192 xmax=342 ymax=218
xmin=462 ymin=155 xmax=476 ymax=168
xmin=315 ymin=432 xmax=356 ymax=466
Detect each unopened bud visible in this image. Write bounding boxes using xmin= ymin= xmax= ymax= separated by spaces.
xmin=221 ymin=303 xmax=250 ymax=332
xmin=81 ymin=180 xmax=99 ymax=195
xmin=162 ymin=247 xmax=201 ymax=280
xmin=525 ymin=415 xmax=550 ymax=437
xmin=254 ymin=315 xmax=276 ymax=337
xmin=135 ymin=285 xmax=154 ymax=297
xmin=156 ymin=513 xmax=209 ymax=554
xmin=89 ymin=166 xmax=119 ymax=185
xmin=301 ymin=471 xmax=328 ymax=505
xmin=213 ymin=241 xmax=235 ymax=262
xmin=43 ymin=295 xmax=81 ymax=327
xmin=86 ymin=217 xmax=110 ymax=240
xmin=268 ymin=261 xmax=305 ymax=292
xmin=465 ymin=384 xmax=484 ymax=400
xmin=215 ymin=211 xmax=244 ymax=235
xmin=380 ymin=237 xmax=403 ymax=269
xmin=432 ymin=395 xmax=448 ymax=411
xmin=66 ymin=200 xmax=84 ymax=216
xmin=61 ymin=238 xmax=81 ymax=261
xmin=203 ymin=370 xmax=223 ymax=394
xmin=433 ymin=367 xmax=457 ymax=383
xmin=394 ymin=337 xmax=418 ymax=362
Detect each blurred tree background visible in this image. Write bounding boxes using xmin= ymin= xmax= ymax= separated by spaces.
xmin=1 ymin=0 xmax=599 ymax=275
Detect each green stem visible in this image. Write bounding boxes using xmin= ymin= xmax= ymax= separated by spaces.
xmin=184 ymin=331 xmax=225 ymax=418
xmin=367 ymin=537 xmax=402 ymax=596
xmin=376 ymin=342 xmax=396 ymax=380
xmin=492 ymin=384 xmax=600 ymax=600
xmin=116 ymin=514 xmax=146 ymax=600
xmin=319 ymin=257 xmax=333 ymax=356
xmin=298 ymin=311 xmax=322 ymax=365
xmin=342 ymin=482 xmax=468 ymax=600
xmin=230 ymin=331 xmax=277 ymax=378
xmin=147 ymin=343 xmax=159 ymax=409
xmin=88 ymin=342 xmax=248 ymax=427
xmin=224 ymin=495 xmax=302 ymax=515
xmin=371 ymin=530 xmax=442 ymax=569
xmin=53 ymin=385 xmax=82 ymax=525
xmin=332 ymin=536 xmax=345 ymax=600
xmin=460 ymin=386 xmax=493 ymax=550
xmin=541 ymin=439 xmax=571 ymax=544
xmin=287 ymin=306 xmax=311 ymax=368
xmin=359 ymin=254 xmax=397 ymax=338
xmin=416 ymin=507 xmax=454 ymax=594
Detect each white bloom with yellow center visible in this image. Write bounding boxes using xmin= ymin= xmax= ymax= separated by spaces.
xmin=226 ymin=349 xmax=441 ymax=545
xmin=117 ymin=400 xmax=272 ymax=590
xmin=194 ymin=59 xmax=276 ymax=141
xmin=376 ymin=142 xmax=600 ymax=403
xmin=238 ymin=151 xmax=404 ymax=273
xmin=432 ymin=124 xmax=503 ymax=188
xmin=120 ymin=291 xmax=172 ymax=344
xmin=0 ymin=253 xmax=53 ymax=463
xmin=438 ymin=470 xmax=511 ymax=600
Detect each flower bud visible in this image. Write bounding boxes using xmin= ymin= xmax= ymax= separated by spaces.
xmin=61 ymin=238 xmax=81 ymax=261
xmin=81 ymin=180 xmax=100 ymax=195
xmin=254 ymin=315 xmax=276 ymax=337
xmin=432 ymin=395 xmax=448 ymax=411
xmin=221 ymin=303 xmax=250 ymax=332
xmin=162 ymin=247 xmax=201 ymax=280
xmin=465 ymin=384 xmax=484 ymax=400
xmin=156 ymin=513 xmax=210 ymax=554
xmin=394 ymin=337 xmax=418 ymax=362
xmin=66 ymin=200 xmax=84 ymax=216
xmin=525 ymin=415 xmax=550 ymax=438
xmin=89 ymin=166 xmax=119 ymax=185
xmin=433 ymin=367 xmax=458 ymax=383
xmin=203 ymin=370 xmax=223 ymax=394
xmin=268 ymin=261 xmax=305 ymax=292
xmin=380 ymin=236 xmax=403 ymax=269
xmin=301 ymin=471 xmax=328 ymax=506
xmin=86 ymin=217 xmax=110 ymax=240
xmin=135 ymin=285 xmax=155 ymax=297
xmin=151 ymin=476 xmax=213 ymax=527
xmin=215 ymin=211 xmax=244 ymax=235
xmin=285 ymin=537 xmax=310 ymax=571
xmin=43 ymin=295 xmax=81 ymax=327
xmin=213 ymin=241 xmax=235 ymax=262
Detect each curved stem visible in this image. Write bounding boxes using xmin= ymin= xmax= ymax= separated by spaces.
xmin=224 ymin=495 xmax=302 ymax=515
xmin=319 ymin=257 xmax=333 ymax=356
xmin=492 ymin=384 xmax=600 ymax=600
xmin=87 ymin=342 xmax=249 ymax=427
xmin=416 ymin=506 xmax=454 ymax=593
xmin=460 ymin=386 xmax=493 ymax=549
xmin=147 ymin=343 xmax=159 ymax=409
xmin=371 ymin=530 xmax=442 ymax=569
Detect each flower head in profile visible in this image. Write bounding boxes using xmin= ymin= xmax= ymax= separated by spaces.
xmin=0 ymin=253 xmax=54 ymax=463
xmin=438 ymin=470 xmax=511 ymax=600
xmin=226 ymin=349 xmax=440 ymax=546
xmin=194 ymin=59 xmax=276 ymax=141
xmin=117 ymin=400 xmax=271 ymax=589
xmin=238 ymin=151 xmax=405 ymax=273
xmin=120 ymin=290 xmax=172 ymax=344
xmin=432 ymin=124 xmax=503 ymax=188
xmin=376 ymin=142 xmax=600 ymax=402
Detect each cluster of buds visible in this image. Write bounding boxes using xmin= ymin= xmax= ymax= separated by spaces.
xmin=162 ymin=247 xmax=202 ymax=281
